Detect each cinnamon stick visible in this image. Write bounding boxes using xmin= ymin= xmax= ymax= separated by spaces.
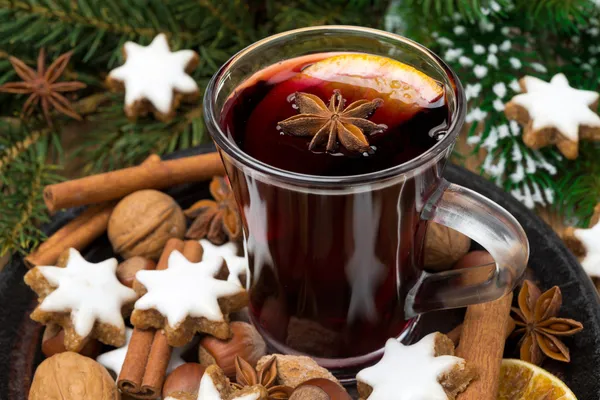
xmin=25 ymin=154 xmax=162 ymax=268
xmin=456 ymin=293 xmax=514 ymax=400
xmin=44 ymin=152 xmax=225 ymax=213
xmin=447 ymin=317 xmax=515 ymax=347
xmin=24 ymin=202 xmax=115 ymax=268
xmin=118 ymin=239 xmax=203 ymax=399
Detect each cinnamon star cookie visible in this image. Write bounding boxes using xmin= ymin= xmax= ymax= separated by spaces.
xmin=24 ymin=248 xmax=137 ymax=352
xmin=504 ymin=73 xmax=600 ymax=159
xmin=131 ymin=250 xmax=248 ymax=346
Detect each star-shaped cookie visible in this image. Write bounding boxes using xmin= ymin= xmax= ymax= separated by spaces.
xmin=504 ymin=73 xmax=600 ymax=159
xmin=200 ymin=239 xmax=249 ymax=288
xmin=564 ymin=204 xmax=600 ymax=278
xmin=131 ymin=250 xmax=248 ymax=346
xmin=24 ymin=248 xmax=137 ymax=351
xmin=107 ymin=33 xmax=199 ymax=122
xmin=356 ymin=333 xmax=475 ymax=400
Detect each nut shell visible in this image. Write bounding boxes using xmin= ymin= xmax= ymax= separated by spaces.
xmin=290 ymin=378 xmax=351 ymax=400
xmin=116 ymin=256 xmax=156 ymax=288
xmin=42 ymin=324 xmax=101 ymax=358
xmin=198 ymin=321 xmax=266 ymax=377
xmin=163 ymin=363 xmax=205 ymax=398
xmin=108 ymin=190 xmax=186 ymax=260
xmin=423 ymin=221 xmax=471 ymax=271
xmin=29 ymin=352 xmax=119 ymax=400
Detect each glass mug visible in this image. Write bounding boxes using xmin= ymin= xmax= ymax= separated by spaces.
xmin=204 ymin=26 xmax=529 ymax=375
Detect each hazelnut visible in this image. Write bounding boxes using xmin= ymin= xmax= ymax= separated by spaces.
xmin=117 ymin=256 xmax=156 ymax=288
xmin=42 ymin=324 xmax=101 ymax=358
xmin=290 ymin=378 xmax=352 ymax=400
xmin=198 ymin=321 xmax=266 ymax=377
xmin=453 ymin=250 xmax=495 ymax=286
xmin=108 ymin=190 xmax=186 ymax=260
xmin=29 ymin=352 xmax=118 ymax=400
xmin=423 ymin=221 xmax=471 ymax=271
xmin=163 ymin=363 xmax=205 ymax=398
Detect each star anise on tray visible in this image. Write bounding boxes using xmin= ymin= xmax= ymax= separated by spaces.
xmin=232 ymin=356 xmax=293 ymax=400
xmin=510 ymin=280 xmax=583 ymax=365
xmin=0 ymin=49 xmax=86 ymax=126
xmin=184 ymin=176 xmax=242 ymax=245
xmin=277 ymin=90 xmax=386 ymax=154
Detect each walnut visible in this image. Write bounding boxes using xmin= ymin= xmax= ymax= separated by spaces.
xmin=423 ymin=221 xmax=471 ymax=271
xmin=108 ymin=190 xmax=186 ymax=260
xmin=29 ymin=352 xmax=119 ymax=400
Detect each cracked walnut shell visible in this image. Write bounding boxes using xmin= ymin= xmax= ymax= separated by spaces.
xmin=108 ymin=190 xmax=186 ymax=260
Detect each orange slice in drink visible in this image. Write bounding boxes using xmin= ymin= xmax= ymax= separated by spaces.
xmin=293 ymin=53 xmax=445 ymax=128
xmin=300 ymin=53 xmax=444 ymax=105
xmin=497 ymin=359 xmax=577 ymax=400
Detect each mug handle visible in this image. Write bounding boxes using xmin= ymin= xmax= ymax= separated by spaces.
xmin=405 ymin=179 xmax=529 ymax=317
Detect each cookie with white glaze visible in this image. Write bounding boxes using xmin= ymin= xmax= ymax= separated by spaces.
xmin=24 ymin=248 xmax=138 ymax=352
xmin=564 ymin=203 xmax=600 ymax=278
xmin=131 ymin=249 xmax=248 ymax=346
xmin=107 ymin=33 xmax=199 ymax=122
xmin=505 ymin=73 xmax=600 ymax=159
xmin=356 ymin=332 xmax=475 ymax=400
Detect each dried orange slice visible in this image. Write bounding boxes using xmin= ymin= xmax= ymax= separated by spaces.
xmin=497 ymin=359 xmax=577 ymax=400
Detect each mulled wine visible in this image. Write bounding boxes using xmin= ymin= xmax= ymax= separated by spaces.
xmin=219 ymin=52 xmax=450 ymax=361
xmin=222 ymin=53 xmax=448 ymax=176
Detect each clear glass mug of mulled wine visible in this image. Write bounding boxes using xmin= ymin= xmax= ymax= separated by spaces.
xmin=204 ymin=26 xmax=529 ymax=377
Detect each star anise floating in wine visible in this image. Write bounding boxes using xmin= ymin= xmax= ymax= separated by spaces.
xmin=184 ymin=176 xmax=242 ymax=245
xmin=511 ymin=280 xmax=583 ymax=365
xmin=232 ymin=356 xmax=293 ymax=400
xmin=277 ymin=90 xmax=386 ymax=154
xmin=0 ymin=49 xmax=86 ymax=126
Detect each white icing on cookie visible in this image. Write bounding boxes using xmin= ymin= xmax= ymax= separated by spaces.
xmin=97 ymin=328 xmax=188 ymax=377
xmin=200 ymin=239 xmax=250 ymax=289
xmin=108 ymin=33 xmax=198 ymax=114
xmin=134 ymin=250 xmax=244 ymax=326
xmin=574 ymin=220 xmax=600 ymax=277
xmin=510 ymin=73 xmax=600 ymax=142
xmin=37 ymin=248 xmax=137 ymax=338
xmin=356 ymin=333 xmax=465 ymax=400
xmin=196 ymin=373 xmax=222 ymax=399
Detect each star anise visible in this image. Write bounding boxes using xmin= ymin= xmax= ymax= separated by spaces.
xmin=184 ymin=176 xmax=242 ymax=245
xmin=511 ymin=280 xmax=583 ymax=365
xmin=277 ymin=90 xmax=386 ymax=154
xmin=0 ymin=49 xmax=86 ymax=126
xmin=232 ymin=356 xmax=293 ymax=400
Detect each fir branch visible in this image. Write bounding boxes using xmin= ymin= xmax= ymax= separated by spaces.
xmin=73 ymin=94 xmax=205 ymax=173
xmin=401 ymin=0 xmax=510 ymax=22
xmin=397 ymin=2 xmax=600 ymax=223
xmin=270 ymin=0 xmax=387 ymax=31
xmin=1 ymin=0 xmax=189 ymax=40
xmin=0 ymin=122 xmax=43 ymax=173
xmin=515 ymin=0 xmax=593 ymax=32
xmin=0 ymin=121 xmax=62 ymax=257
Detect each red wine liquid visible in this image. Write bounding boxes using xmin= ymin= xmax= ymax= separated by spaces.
xmin=219 ymin=53 xmax=450 ymax=363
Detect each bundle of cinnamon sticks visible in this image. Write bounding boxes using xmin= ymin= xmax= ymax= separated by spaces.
xmin=118 ymin=238 xmax=202 ymax=398
xmin=26 ymin=152 xmax=224 ymax=268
